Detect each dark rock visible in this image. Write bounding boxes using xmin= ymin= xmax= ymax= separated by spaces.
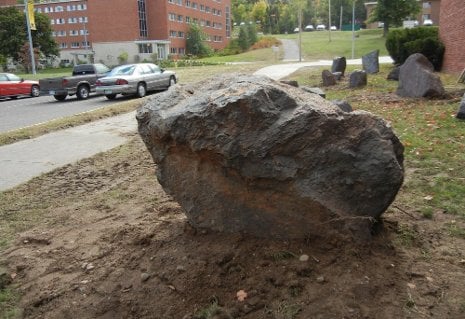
xmin=456 ymin=93 xmax=465 ymax=119
xmin=301 ymin=86 xmax=326 ymax=98
xmin=362 ymin=50 xmax=380 ymax=74
xmin=387 ymin=67 xmax=400 ymax=81
xmin=280 ymin=80 xmax=299 ymax=87
xmin=349 ymin=70 xmax=367 ymax=88
xmin=331 ymin=57 xmax=346 ymax=76
xmin=137 ymin=74 xmax=404 ymax=239
xmin=396 ymin=53 xmax=445 ymax=98
xmin=322 ymin=70 xmax=336 ymax=86
xmin=331 ymin=100 xmax=353 ymax=112
xmin=332 ymin=72 xmax=343 ymax=81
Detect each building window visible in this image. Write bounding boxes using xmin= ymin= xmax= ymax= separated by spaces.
xmin=192 ymin=2 xmax=198 ymax=9
xmin=205 ymin=6 xmax=210 ymax=13
xmin=56 ymin=18 xmax=65 ymax=25
xmin=138 ymin=43 xmax=153 ymax=54
xmin=185 ymin=16 xmax=191 ymax=23
xmin=169 ymin=13 xmax=176 ymax=21
xmin=59 ymin=43 xmax=68 ymax=49
xmin=225 ymin=6 xmax=231 ymax=38
xmin=170 ymin=47 xmax=177 ymax=54
xmin=67 ymin=5 xmax=76 ymax=11
xmin=168 ymin=0 xmax=174 ymax=3
xmin=77 ymin=4 xmax=87 ymax=11
xmin=71 ymin=42 xmax=80 ymax=48
xmin=55 ymin=6 xmax=64 ymax=12
xmin=78 ymin=17 xmax=88 ymax=23
xmin=423 ymin=2 xmax=432 ymax=9
xmin=69 ymin=30 xmax=79 ymax=36
xmin=200 ymin=4 xmax=204 ymax=11
xmin=179 ymin=48 xmax=185 ymax=55
xmin=138 ymin=0 xmax=148 ymax=38
xmin=176 ymin=0 xmax=182 ymax=5
xmin=68 ymin=17 xmax=77 ymax=24
xmin=185 ymin=0 xmax=191 ymax=7
xmin=169 ymin=30 xmax=177 ymax=37
xmin=79 ymin=29 xmax=89 ymax=36
xmin=177 ymin=15 xmax=183 ymax=22
xmin=82 ymin=41 xmax=90 ymax=48
xmin=178 ymin=31 xmax=184 ymax=38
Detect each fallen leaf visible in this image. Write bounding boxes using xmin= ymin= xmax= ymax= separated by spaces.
xmin=407 ymin=282 xmax=416 ymax=289
xmin=236 ymin=289 xmax=247 ymax=301
xmin=10 ymin=273 xmax=17 ymax=279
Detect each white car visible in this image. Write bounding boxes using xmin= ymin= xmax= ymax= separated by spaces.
xmin=330 ymin=26 xmax=337 ymax=31
xmin=293 ymin=27 xmax=300 ymax=33
xmin=423 ymin=19 xmax=433 ymax=26
xmin=95 ymin=63 xmax=177 ymax=99
xmin=316 ymin=24 xmax=326 ymax=31
xmin=304 ymin=25 xmax=314 ymax=31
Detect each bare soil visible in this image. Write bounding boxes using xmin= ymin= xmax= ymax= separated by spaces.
xmin=1 ymin=133 xmax=465 ymax=318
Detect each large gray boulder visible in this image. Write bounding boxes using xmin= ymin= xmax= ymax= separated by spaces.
xmin=322 ymin=69 xmax=336 ymax=86
xmin=397 ymin=53 xmax=445 ymax=98
xmin=137 ymin=74 xmax=404 ymax=239
xmin=362 ymin=50 xmax=380 ymax=74
xmin=349 ymin=70 xmax=367 ymax=88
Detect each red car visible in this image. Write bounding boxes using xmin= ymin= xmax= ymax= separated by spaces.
xmin=0 ymin=73 xmax=40 ymax=99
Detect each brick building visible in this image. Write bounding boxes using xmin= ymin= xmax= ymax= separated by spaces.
xmin=0 ymin=0 xmax=231 ymax=66
xmin=439 ymin=0 xmax=465 ymax=74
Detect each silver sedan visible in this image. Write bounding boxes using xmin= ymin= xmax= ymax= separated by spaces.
xmin=95 ymin=63 xmax=177 ymax=99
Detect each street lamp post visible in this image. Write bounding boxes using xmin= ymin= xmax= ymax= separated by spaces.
xmin=24 ymin=0 xmax=36 ymax=74
xmin=351 ymin=0 xmax=356 ymax=59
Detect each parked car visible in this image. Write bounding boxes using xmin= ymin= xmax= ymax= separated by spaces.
xmin=293 ymin=27 xmax=300 ymax=33
xmin=0 ymin=73 xmax=40 ymax=99
xmin=95 ymin=63 xmax=177 ymax=99
xmin=304 ymin=25 xmax=314 ymax=31
xmin=423 ymin=19 xmax=433 ymax=26
xmin=316 ymin=24 xmax=326 ymax=31
xmin=330 ymin=25 xmax=337 ymax=31
xmin=39 ymin=63 xmax=110 ymax=101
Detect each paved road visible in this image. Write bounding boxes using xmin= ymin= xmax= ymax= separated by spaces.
xmin=0 ymin=94 xmax=132 ymax=133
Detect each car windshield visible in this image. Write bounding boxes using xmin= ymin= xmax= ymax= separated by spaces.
xmin=7 ymin=74 xmax=21 ymax=81
xmin=108 ymin=65 xmax=136 ymax=76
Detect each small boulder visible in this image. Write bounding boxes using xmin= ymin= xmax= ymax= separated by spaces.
xmin=362 ymin=50 xmax=380 ymax=74
xmin=301 ymin=86 xmax=326 ymax=98
xmin=322 ymin=70 xmax=336 ymax=86
xmin=331 ymin=100 xmax=353 ymax=112
xmin=332 ymin=72 xmax=343 ymax=81
xmin=456 ymin=93 xmax=465 ymax=119
xmin=349 ymin=70 xmax=367 ymax=88
xmin=387 ymin=67 xmax=400 ymax=81
xmin=331 ymin=57 xmax=347 ymax=76
xmin=396 ymin=53 xmax=445 ymax=98
xmin=137 ymin=74 xmax=404 ymax=239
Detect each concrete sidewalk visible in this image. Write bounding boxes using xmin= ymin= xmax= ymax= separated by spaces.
xmin=0 ymin=112 xmax=137 ymax=191
xmin=0 ymin=57 xmax=394 ymax=191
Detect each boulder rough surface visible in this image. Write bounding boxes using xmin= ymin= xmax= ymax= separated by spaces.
xmin=349 ymin=70 xmax=367 ymax=88
xmin=397 ymin=53 xmax=445 ymax=98
xmin=322 ymin=70 xmax=336 ymax=86
xmin=137 ymin=74 xmax=404 ymax=239
xmin=362 ymin=50 xmax=380 ymax=74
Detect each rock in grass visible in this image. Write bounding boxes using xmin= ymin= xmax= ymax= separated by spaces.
xmin=137 ymin=74 xmax=404 ymax=239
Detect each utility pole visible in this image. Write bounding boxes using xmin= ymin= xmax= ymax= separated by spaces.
xmin=351 ymin=0 xmax=356 ymax=59
xmin=328 ymin=0 xmax=332 ymax=42
xmin=340 ymin=5 xmax=343 ymax=31
xmin=24 ymin=0 xmax=36 ymax=74
xmin=298 ymin=6 xmax=302 ymax=62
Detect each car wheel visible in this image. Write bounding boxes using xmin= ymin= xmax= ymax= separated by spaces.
xmin=76 ymin=85 xmax=90 ymax=100
xmin=169 ymin=76 xmax=176 ymax=87
xmin=54 ymin=94 xmax=67 ymax=101
xmin=31 ymin=85 xmax=40 ymax=97
xmin=136 ymin=82 xmax=146 ymax=98
xmin=105 ymin=94 xmax=117 ymax=100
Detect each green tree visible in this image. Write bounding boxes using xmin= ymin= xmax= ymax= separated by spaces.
xmin=0 ymin=7 xmax=58 ymax=66
xmin=368 ymin=0 xmax=420 ymax=36
xmin=186 ymin=23 xmax=211 ymax=57
xmin=251 ymin=0 xmax=267 ymax=26
xmin=246 ymin=23 xmax=258 ymax=46
xmin=238 ymin=25 xmax=249 ymax=51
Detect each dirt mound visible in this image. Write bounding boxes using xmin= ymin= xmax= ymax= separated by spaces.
xmin=1 ymin=137 xmax=464 ymax=319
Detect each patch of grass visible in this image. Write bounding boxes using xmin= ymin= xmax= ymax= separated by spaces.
xmin=279 ymin=29 xmax=388 ymax=60
xmin=444 ymin=222 xmax=465 ymax=238
xmin=194 ymin=298 xmax=225 ymax=319
xmin=0 ymin=286 xmax=21 ymax=319
xmin=268 ymin=250 xmax=297 ymax=262
xmin=396 ymin=224 xmax=417 ymax=247
xmin=421 ymin=207 xmax=434 ymax=219
xmin=264 ymin=301 xmax=301 ymax=319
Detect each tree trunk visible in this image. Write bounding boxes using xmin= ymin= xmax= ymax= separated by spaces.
xmin=383 ymin=22 xmax=389 ymax=37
